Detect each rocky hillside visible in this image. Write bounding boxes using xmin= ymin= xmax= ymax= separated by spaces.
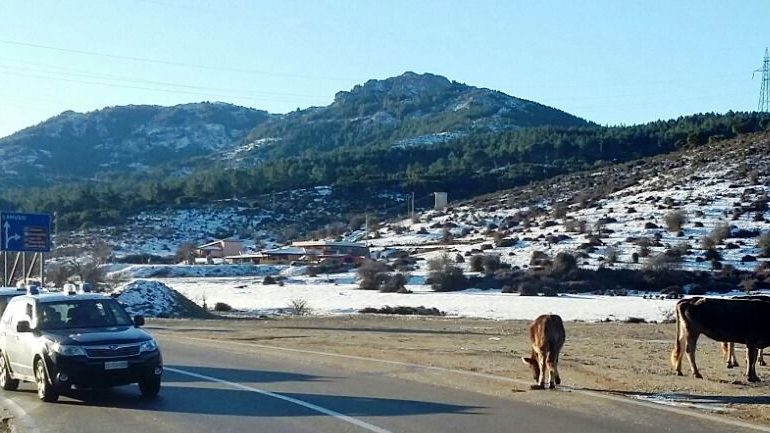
xmin=0 ymin=102 xmax=268 ymax=186
xmin=0 ymin=72 xmax=589 ymax=188
xmin=359 ymin=131 xmax=770 ymax=291
xmin=237 ymin=72 xmax=590 ymax=160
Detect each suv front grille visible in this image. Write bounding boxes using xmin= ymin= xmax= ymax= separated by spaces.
xmin=85 ymin=344 xmax=140 ymax=359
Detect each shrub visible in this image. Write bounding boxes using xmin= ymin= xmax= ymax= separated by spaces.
xmin=700 ymin=235 xmax=717 ymax=250
xmin=667 ymin=242 xmax=691 ymax=258
xmin=379 ymin=273 xmax=408 ymax=293
xmin=442 ymin=226 xmax=453 ymax=243
xmin=645 ymin=253 xmax=678 ymax=271
xmin=550 ymin=252 xmax=576 ymax=275
xmin=530 ymin=251 xmax=551 ymax=267
xmin=427 ymin=253 xmax=467 ymax=292
xmin=551 ymin=202 xmax=569 ymax=219
xmin=703 ymin=248 xmax=722 ymax=261
xmin=710 ymin=223 xmax=731 ymax=244
xmin=495 ymin=237 xmax=517 ymax=248
xmin=427 ymin=253 xmax=453 ymax=272
xmin=482 ymin=255 xmax=502 ymax=275
xmin=636 ymin=237 xmax=651 ymax=258
xmin=357 ymin=259 xmax=390 ymax=290
xmin=263 ymin=275 xmax=277 ymax=285
xmin=429 ymin=266 xmax=467 ymax=292
xmin=518 ymin=281 xmax=539 ymax=296
xmin=758 ymin=231 xmax=770 ymax=257
xmin=288 ymin=298 xmax=311 ymax=316
xmin=564 ymin=219 xmax=587 ymax=233
xmin=214 ymin=302 xmax=233 ymax=312
xmin=469 ymin=255 xmax=484 ymax=272
xmin=542 ymin=286 xmax=558 ymax=297
xmin=664 ymin=210 xmax=687 ymax=232
xmin=605 ymin=246 xmax=619 ymax=264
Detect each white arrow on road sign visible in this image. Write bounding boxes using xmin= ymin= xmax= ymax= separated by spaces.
xmin=3 ymin=221 xmax=21 ymax=250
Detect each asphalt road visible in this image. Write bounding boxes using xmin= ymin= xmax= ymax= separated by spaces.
xmin=0 ymin=334 xmax=764 ymax=433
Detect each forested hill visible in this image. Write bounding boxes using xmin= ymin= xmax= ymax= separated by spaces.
xmin=238 ymin=71 xmax=590 ymax=160
xmin=2 ymin=111 xmax=768 ymax=231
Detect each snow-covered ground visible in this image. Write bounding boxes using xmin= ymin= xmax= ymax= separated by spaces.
xmin=136 ymin=271 xmax=685 ymax=322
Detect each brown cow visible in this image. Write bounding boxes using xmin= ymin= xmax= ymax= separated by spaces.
xmin=521 ymin=314 xmax=565 ymax=389
xmin=671 ymin=297 xmax=770 ymax=382
xmin=721 ymin=295 xmax=770 ymax=368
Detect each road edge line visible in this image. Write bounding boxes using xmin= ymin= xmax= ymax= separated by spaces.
xmin=165 ymin=367 xmax=395 ymax=433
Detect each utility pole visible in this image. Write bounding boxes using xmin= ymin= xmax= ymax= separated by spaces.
xmin=755 ymin=48 xmax=770 ymax=112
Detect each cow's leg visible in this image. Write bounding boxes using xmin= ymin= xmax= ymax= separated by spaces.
xmin=546 ymin=352 xmax=559 ymax=389
xmin=747 ymin=347 xmax=761 ymax=382
xmin=538 ymin=352 xmax=548 ymax=389
xmin=684 ymin=333 xmax=702 ymax=378
xmin=723 ymin=342 xmax=739 ymax=368
xmin=553 ymin=353 xmax=561 ymax=385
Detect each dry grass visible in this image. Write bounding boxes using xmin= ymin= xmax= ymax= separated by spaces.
xmin=150 ymin=315 xmax=770 ymax=426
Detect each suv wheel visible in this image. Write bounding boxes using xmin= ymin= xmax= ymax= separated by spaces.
xmin=34 ymin=359 xmax=59 ymax=402
xmin=139 ymin=375 xmax=161 ymax=398
xmin=0 ymin=355 xmax=19 ymax=391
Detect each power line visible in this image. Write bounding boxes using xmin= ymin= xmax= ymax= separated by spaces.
xmin=0 ymin=61 xmax=330 ymax=101
xmin=0 ymin=68 xmax=327 ymax=104
xmin=0 ymin=38 xmax=355 ymax=82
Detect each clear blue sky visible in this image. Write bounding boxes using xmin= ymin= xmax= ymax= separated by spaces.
xmin=1 ymin=0 xmax=769 ymax=137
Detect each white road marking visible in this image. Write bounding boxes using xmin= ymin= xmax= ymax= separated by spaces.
xmin=1 ymin=397 xmax=41 ymax=433
xmin=165 ymin=335 xmax=770 ymax=433
xmin=164 ymin=367 xmax=395 ymax=433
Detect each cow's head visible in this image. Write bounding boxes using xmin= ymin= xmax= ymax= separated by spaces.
xmin=521 ymin=356 xmax=540 ymax=381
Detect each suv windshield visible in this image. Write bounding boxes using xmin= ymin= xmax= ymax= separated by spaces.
xmin=37 ymin=299 xmax=133 ymax=330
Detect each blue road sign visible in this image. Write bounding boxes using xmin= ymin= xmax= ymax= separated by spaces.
xmin=0 ymin=212 xmax=51 ymax=252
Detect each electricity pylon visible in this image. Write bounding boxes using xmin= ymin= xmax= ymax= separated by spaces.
xmin=755 ymin=48 xmax=770 ymax=112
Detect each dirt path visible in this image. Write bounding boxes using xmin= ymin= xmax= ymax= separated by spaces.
xmin=148 ymin=315 xmax=770 ymax=426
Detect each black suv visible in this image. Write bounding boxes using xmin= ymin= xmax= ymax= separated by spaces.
xmin=0 ymin=289 xmax=162 ymax=402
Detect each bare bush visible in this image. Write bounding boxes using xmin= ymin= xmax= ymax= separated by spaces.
xmin=710 ymin=223 xmax=731 ymax=244
xmin=427 ymin=253 xmax=466 ymax=292
xmin=664 ymin=210 xmax=687 ymax=232
xmin=564 ymin=219 xmax=587 ymax=233
xmin=758 ymin=231 xmax=770 ymax=257
xmin=288 ymin=298 xmax=311 ymax=316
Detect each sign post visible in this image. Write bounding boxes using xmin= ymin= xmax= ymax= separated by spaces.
xmin=0 ymin=212 xmax=51 ymax=286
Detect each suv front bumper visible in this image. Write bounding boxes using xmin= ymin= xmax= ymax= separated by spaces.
xmin=45 ymin=350 xmax=162 ymax=389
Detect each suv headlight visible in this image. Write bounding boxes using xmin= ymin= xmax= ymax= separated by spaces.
xmin=139 ymin=339 xmax=158 ymax=353
xmin=51 ymin=342 xmax=86 ymax=357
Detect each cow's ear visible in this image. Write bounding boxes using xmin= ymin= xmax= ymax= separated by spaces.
xmin=521 ymin=357 xmax=535 ymax=365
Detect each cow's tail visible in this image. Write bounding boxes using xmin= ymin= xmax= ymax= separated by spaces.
xmin=670 ymin=299 xmax=687 ymax=371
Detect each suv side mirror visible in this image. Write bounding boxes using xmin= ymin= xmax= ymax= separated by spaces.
xmin=16 ymin=321 xmax=31 ymax=333
xmin=133 ymin=315 xmax=145 ymax=327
